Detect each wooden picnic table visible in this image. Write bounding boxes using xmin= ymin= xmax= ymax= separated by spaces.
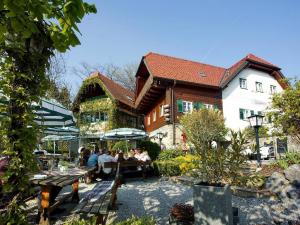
xmin=30 ymin=166 xmax=95 ymax=225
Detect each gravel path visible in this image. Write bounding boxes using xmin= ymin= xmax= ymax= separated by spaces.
xmin=26 ymin=178 xmax=299 ymax=224
xmin=107 ymin=178 xmax=287 ymax=225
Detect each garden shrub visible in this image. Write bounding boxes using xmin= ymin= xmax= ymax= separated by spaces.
xmin=65 ymin=217 xmax=97 ymax=225
xmin=157 ymin=149 xmax=184 ymax=160
xmin=153 ymin=160 xmax=181 ymax=176
xmin=154 ymin=154 xmax=200 ymax=176
xmin=113 ymin=215 xmax=157 ymax=225
xmin=245 ymin=174 xmax=266 ymax=189
xmin=138 ymin=140 xmax=160 ymax=160
xmin=272 ymin=152 xmax=300 ymax=169
xmin=112 ymin=141 xmax=133 ymax=153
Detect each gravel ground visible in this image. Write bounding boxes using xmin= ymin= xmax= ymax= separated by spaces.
xmin=26 ymin=178 xmax=299 ymax=225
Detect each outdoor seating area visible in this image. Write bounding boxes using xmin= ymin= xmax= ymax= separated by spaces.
xmin=1 ymin=1 xmax=300 ymax=225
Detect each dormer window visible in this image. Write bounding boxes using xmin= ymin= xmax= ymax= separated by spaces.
xmin=256 ymin=82 xmax=263 ymax=93
xmin=270 ymin=85 xmax=277 ymax=94
xmin=239 ymin=78 xmax=247 ymax=89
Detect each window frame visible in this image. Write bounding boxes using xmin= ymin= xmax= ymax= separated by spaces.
xmin=239 ymin=78 xmax=247 ymax=89
xmin=270 ymin=85 xmax=277 ymax=94
xmin=255 ymin=82 xmax=263 ymax=93
xmin=159 ymin=105 xmax=164 ymax=117
xmin=182 ymin=101 xmax=193 ymax=113
xmin=153 ymin=110 xmax=156 ymax=122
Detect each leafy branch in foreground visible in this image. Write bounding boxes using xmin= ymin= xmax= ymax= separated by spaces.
xmin=0 ymin=0 xmax=96 ymax=223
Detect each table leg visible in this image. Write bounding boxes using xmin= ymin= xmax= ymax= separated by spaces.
xmin=39 ymin=186 xmax=51 ymax=225
xmin=71 ymin=179 xmax=79 ymax=203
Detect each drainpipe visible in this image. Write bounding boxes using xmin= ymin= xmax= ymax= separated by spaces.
xmin=172 ymin=80 xmax=176 ymax=147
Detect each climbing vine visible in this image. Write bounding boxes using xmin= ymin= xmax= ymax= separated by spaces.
xmin=0 ymin=1 xmax=96 ymax=223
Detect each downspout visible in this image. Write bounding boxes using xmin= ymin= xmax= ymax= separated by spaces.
xmin=172 ymin=80 xmax=176 ymax=147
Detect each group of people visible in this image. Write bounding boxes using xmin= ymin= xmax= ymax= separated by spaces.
xmin=79 ymin=146 xmax=151 ymax=179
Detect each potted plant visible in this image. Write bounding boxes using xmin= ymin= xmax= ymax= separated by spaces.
xmin=180 ymin=108 xmax=247 ymax=225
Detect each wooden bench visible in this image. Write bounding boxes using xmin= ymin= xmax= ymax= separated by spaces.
xmin=73 ymin=163 xmax=121 ymax=225
xmin=104 ymin=160 xmax=152 ymax=179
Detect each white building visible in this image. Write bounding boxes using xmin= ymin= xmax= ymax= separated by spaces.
xmin=134 ymin=52 xmax=287 ymax=148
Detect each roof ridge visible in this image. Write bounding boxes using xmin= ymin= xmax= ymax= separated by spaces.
xmin=145 ymin=52 xmax=226 ymax=70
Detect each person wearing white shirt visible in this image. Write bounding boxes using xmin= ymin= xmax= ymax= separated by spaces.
xmin=97 ymin=150 xmax=116 ymax=177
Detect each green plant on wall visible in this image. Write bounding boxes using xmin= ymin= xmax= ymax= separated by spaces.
xmin=75 ymin=77 xmax=124 ymax=131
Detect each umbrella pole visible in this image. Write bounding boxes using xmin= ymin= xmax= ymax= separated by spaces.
xmin=125 ymin=137 xmax=128 ymax=155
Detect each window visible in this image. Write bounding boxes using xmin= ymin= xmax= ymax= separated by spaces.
xmin=100 ymin=112 xmax=108 ymax=121
xmin=153 ymin=110 xmax=156 ymax=122
xmin=239 ymin=78 xmax=247 ymax=89
xmin=239 ymin=108 xmax=251 ymax=120
xmin=256 ymin=82 xmax=263 ymax=92
xmin=183 ymin=101 xmax=193 ymax=113
xmin=270 ymin=85 xmax=277 ymax=94
xmin=159 ymin=105 xmax=164 ymax=117
xmin=147 ymin=116 xmax=150 ymax=125
xmin=204 ymin=103 xmax=214 ymax=109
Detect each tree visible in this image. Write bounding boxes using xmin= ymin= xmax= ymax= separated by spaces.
xmin=243 ymin=126 xmax=269 ymax=140
xmin=73 ymin=62 xmax=138 ymax=92
xmin=268 ymin=80 xmax=300 ymax=144
xmin=180 ymin=109 xmax=247 ymax=184
xmin=0 ymin=0 xmax=96 ymax=223
xmin=46 ymin=54 xmax=72 ymax=108
xmin=180 ymin=108 xmax=227 ymax=153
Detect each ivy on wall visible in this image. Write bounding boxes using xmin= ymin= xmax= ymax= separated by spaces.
xmin=76 ymin=77 xmax=122 ymax=131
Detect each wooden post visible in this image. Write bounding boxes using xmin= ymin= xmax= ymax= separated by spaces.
xmin=39 ymin=187 xmax=51 ymax=225
xmin=71 ymin=179 xmax=80 ymax=203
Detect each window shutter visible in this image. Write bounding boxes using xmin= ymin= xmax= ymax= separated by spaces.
xmin=177 ymin=99 xmax=183 ymax=113
xmin=198 ymin=102 xmax=204 ymax=109
xmin=193 ymin=102 xmax=199 ymax=110
xmin=239 ymin=108 xmax=244 ymax=120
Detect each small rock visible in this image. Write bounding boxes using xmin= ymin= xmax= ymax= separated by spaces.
xmin=279 ymin=184 xmax=300 ymax=200
xmin=265 ymin=172 xmax=289 ymax=194
xmin=284 ymin=164 xmax=300 ymax=183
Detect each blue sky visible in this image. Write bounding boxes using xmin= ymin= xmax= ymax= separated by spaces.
xmin=65 ymin=0 xmax=300 ymax=93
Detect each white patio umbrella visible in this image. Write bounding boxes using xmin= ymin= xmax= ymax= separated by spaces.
xmin=100 ymin=128 xmax=148 ymax=152
xmin=100 ymin=128 xmax=148 ymax=141
xmin=41 ymin=135 xmax=77 ymax=155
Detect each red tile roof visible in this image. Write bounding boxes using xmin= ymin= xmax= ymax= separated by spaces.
xmin=144 ymin=52 xmax=226 ymax=87
xmin=143 ymin=52 xmax=281 ymax=88
xmin=89 ymin=72 xmax=135 ymax=107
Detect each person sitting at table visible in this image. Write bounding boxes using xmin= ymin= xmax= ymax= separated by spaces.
xmin=97 ymin=149 xmax=116 ymax=180
xmin=140 ymin=151 xmax=151 ymax=162
xmin=115 ymin=150 xmax=125 ymax=162
xmin=134 ymin=148 xmax=143 ymax=160
xmin=87 ymin=148 xmax=99 ymax=168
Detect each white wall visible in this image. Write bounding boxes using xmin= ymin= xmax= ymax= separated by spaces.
xmin=222 ymin=68 xmax=283 ymax=131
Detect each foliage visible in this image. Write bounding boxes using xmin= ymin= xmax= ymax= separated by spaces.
xmin=180 ymin=108 xmax=228 ymax=154
xmin=268 ymin=80 xmax=300 ymax=144
xmin=154 ymin=154 xmax=200 ymax=176
xmin=112 ymin=141 xmax=133 ymax=153
xmin=157 ymin=149 xmax=184 ymax=160
xmin=245 ymin=174 xmax=266 ymax=189
xmin=64 ymin=216 xmax=97 ymax=225
xmin=153 ymin=160 xmax=181 ymax=176
xmin=137 ymin=140 xmax=161 ymax=161
xmin=184 ymin=115 xmax=247 ymax=184
xmin=243 ymin=126 xmax=270 ymax=140
xmin=0 ymin=0 xmax=96 ymax=223
xmin=271 ymin=152 xmax=300 ymax=169
xmin=113 ymin=215 xmax=157 ymax=225
xmin=181 ymin=109 xmax=248 ymax=184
